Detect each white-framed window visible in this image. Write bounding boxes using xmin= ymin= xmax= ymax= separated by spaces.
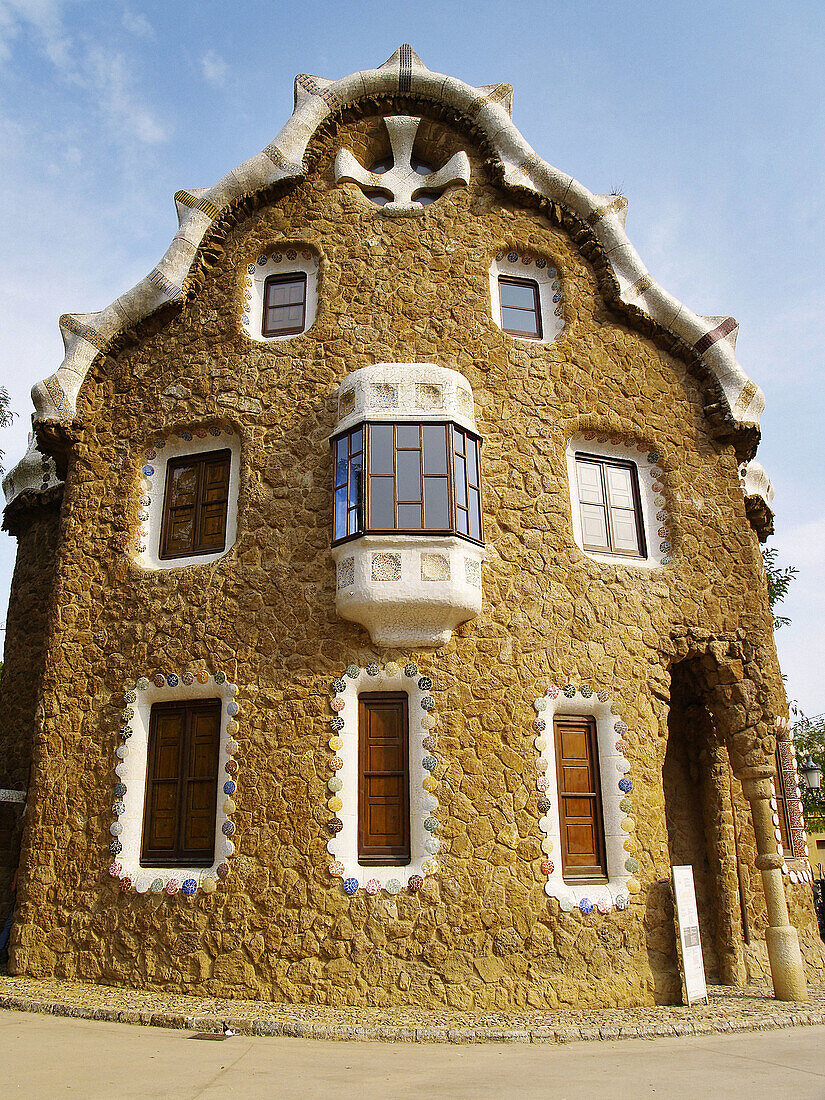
xmin=135 ymin=427 xmax=241 ymax=571
xmin=489 ymin=250 xmax=564 ymax=344
xmin=242 ymin=247 xmax=319 ymax=342
xmin=566 ymin=435 xmax=671 ymax=568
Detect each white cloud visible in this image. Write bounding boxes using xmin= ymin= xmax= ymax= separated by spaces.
xmin=200 ymin=49 xmax=228 ymax=88
xmin=86 ymin=46 xmax=167 ymax=144
xmin=121 ymin=7 xmax=153 ymax=38
xmin=0 ymin=0 xmax=74 ymax=67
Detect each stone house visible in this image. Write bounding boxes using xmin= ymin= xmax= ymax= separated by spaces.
xmin=1 ymin=46 xmax=822 ymax=1009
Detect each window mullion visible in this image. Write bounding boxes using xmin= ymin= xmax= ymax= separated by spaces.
xmin=600 ymin=462 xmax=615 ymax=553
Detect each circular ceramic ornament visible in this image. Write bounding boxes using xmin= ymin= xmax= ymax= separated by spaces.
xmin=225 ymin=759 xmax=238 ymax=775
xmin=385 ymin=662 xmax=400 ymax=676
xmin=121 ymin=708 xmax=134 ymax=722
xmin=213 ymin=670 xmax=226 ymax=684
xmin=181 ymin=671 xmax=195 ymax=686
xmin=422 ymin=755 xmax=437 ymax=772
xmin=580 ymin=685 xmax=593 ymax=698
xmin=331 ymin=678 xmax=346 ymax=694
xmin=328 ymin=777 xmax=343 ymax=793
xmin=109 ymin=839 xmax=122 ymax=856
xmin=425 ymin=837 xmax=440 ymax=855
xmin=109 ymin=861 xmax=122 ymax=877
xmin=329 ymin=756 xmax=344 ymax=771
xmin=421 ymin=714 xmax=436 ymax=730
xmin=422 ymin=859 xmax=438 ymax=875
xmin=328 ymin=796 xmax=343 ymax=812
xmin=123 ymin=690 xmax=137 ymax=704
xmin=135 ymin=878 xmax=150 ymax=894
xmin=385 ymin=878 xmax=402 ymax=895
xmin=366 ymin=663 xmax=380 ymax=676
xmin=116 ymin=745 xmax=129 ymax=760
xmin=365 ymin=878 xmax=381 ymax=895
xmin=227 ymin=720 xmax=239 ymax=735
xmin=196 ymin=670 xmax=210 ymax=684
xmin=418 ymin=676 xmax=433 ymax=691
xmin=563 ymin=684 xmax=576 ymax=698
xmin=615 ymin=893 xmax=630 ymax=910
xmin=115 ymin=762 xmax=127 ymax=778
xmin=534 ymin=697 xmax=547 ymax=712
xmin=614 ymin=720 xmax=628 ymax=735
xmin=182 ymin=879 xmax=197 ymax=897
xmin=626 ymin=876 xmax=640 ymax=894
xmin=217 ymin=863 xmax=230 ymax=880
xmin=423 ymin=794 xmax=438 ymax=812
xmin=119 ymin=877 xmax=132 ymax=892
xmin=150 ymin=877 xmax=164 ymax=893
xmin=110 ymin=822 xmax=123 ymax=836
xmin=201 ymin=876 xmax=217 ymax=894
xmin=424 ymin=816 xmax=438 ymax=833
xmin=222 ymin=820 xmax=235 ymax=837
xmin=343 ymin=877 xmax=359 ymax=894
xmin=558 ymin=895 xmax=575 ymax=912
xmin=224 ymin=842 xmax=235 ymax=859
xmin=225 ymin=739 xmax=239 ymax=757
xmin=546 ymin=685 xmax=559 ymax=699
xmin=534 ymin=737 xmax=547 ymax=752
xmin=165 ymin=879 xmax=179 ymax=895
xmin=223 ymin=797 xmax=236 ymax=814
xmin=597 ymin=899 xmax=612 ymax=914
xmin=328 ymin=736 xmax=343 ymax=751
xmin=533 ymin=718 xmax=546 ymax=733
xmin=329 ymin=861 xmax=345 ymax=877
xmin=597 ymin=690 xmax=610 ymax=702
xmin=166 ymin=674 xmax=179 ymax=687
xmin=136 ymin=677 xmax=150 ymax=691
xmin=345 ymin=665 xmax=360 ymax=679
xmin=330 ymin=717 xmax=344 ymax=732
xmin=536 ymin=758 xmax=548 ymax=774
xmin=330 ymin=698 xmax=345 ymax=713
xmin=420 ymin=696 xmax=435 ymax=712
xmin=541 ymin=836 xmax=553 ymax=855
xmin=536 ymin=777 xmax=549 ymax=792
xmin=540 ymin=859 xmax=554 ymax=875
xmin=579 ymin=898 xmax=594 ymax=914
xmin=408 ymin=875 xmax=423 ymax=892
xmin=152 ymin=674 xmax=165 ymax=687
xmin=226 ymin=701 xmax=239 ymax=717
xmin=404 ymin=663 xmax=419 ymax=677
xmin=422 ymin=777 xmax=437 ymax=793
xmin=112 ymin=800 xmax=125 ymax=816
xmin=114 ymin=783 xmax=127 ymax=798
xmin=621 ymin=817 xmax=635 ymax=832
xmin=618 ymin=777 xmax=632 ymax=794
xmin=625 ymin=857 xmax=639 ymax=874
xmin=327 ymin=818 xmax=343 ymax=835
xmin=422 ymin=736 xmax=437 ymax=752
xmin=538 ymin=796 xmax=551 ymax=814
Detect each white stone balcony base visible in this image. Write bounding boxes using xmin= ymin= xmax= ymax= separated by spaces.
xmin=331 ymin=535 xmax=483 ymax=648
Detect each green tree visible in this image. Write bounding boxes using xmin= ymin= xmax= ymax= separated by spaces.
xmin=762 ymin=544 xmax=798 ymax=630
xmin=790 ymin=710 xmax=825 ymax=832
xmin=0 ymin=386 xmax=15 ymax=474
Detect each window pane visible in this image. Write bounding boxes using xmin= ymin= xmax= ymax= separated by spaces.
xmin=501 ymin=306 xmax=539 ymax=335
xmin=454 ymin=455 xmax=467 ymax=507
xmin=334 ymin=487 xmax=348 ymax=540
xmin=422 ymin=425 xmax=447 ymax=475
xmin=396 ymin=423 xmax=420 ymax=448
xmin=351 ymin=428 xmax=362 ymax=455
xmin=424 ymin=478 xmax=449 ymax=529
xmin=370 ymin=475 xmax=394 ymax=528
xmin=456 ymin=509 xmax=469 ymax=535
xmin=397 ymin=503 xmax=422 ymax=529
xmin=605 ymin=465 xmax=634 ymax=509
xmin=466 ymin=437 xmax=479 ymax=485
xmin=169 ymin=465 xmax=198 ymax=508
xmin=499 ymin=280 xmax=537 ymax=309
xmin=576 ymin=461 xmax=604 ymax=504
xmin=469 ymin=490 xmax=482 ymax=541
xmin=370 ymin=424 xmax=393 ymax=475
xmin=581 ymin=503 xmax=609 ymax=548
xmin=349 ymin=452 xmax=362 ymax=508
xmin=396 ymin=450 xmax=422 ymax=501
xmin=610 ymin=508 xmax=640 ymax=553
xmin=348 ymin=509 xmax=360 ymax=536
xmin=335 ymin=438 xmax=348 ymax=487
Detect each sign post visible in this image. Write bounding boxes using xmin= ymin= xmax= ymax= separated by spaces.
xmin=672 ymin=864 xmax=709 ymax=1006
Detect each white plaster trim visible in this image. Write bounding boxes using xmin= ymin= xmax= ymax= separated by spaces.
xmin=0 ymin=789 xmax=26 ymax=804
xmin=325 ymin=662 xmax=439 ymax=894
xmin=739 ymin=460 xmax=775 ymax=507
xmin=488 ymin=251 xmax=564 ymax=343
xmin=133 ymin=428 xmax=240 ymax=571
xmin=333 ymin=363 xmax=477 ymax=437
xmin=1 ymin=432 xmax=61 ymax=505
xmin=533 ymin=685 xmax=637 ymax=914
xmin=10 ymin=45 xmax=763 ymax=508
xmin=110 ymin=671 xmax=240 ymax=896
xmin=565 ymin=435 xmax=671 ymax=569
xmin=241 ymin=247 xmax=319 ymax=343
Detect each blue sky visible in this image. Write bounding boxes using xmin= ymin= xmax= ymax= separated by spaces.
xmin=1 ymin=1 xmax=823 ymax=714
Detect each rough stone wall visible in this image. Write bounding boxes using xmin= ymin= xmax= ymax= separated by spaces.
xmin=7 ymin=106 xmax=823 ymax=1007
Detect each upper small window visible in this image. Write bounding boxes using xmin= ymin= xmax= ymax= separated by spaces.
xmin=141 ymin=699 xmax=220 ymax=866
xmin=498 ymin=276 xmax=542 ymax=339
xmin=574 ymin=454 xmax=646 ymax=558
xmin=262 ymin=272 xmax=307 ymax=337
xmin=160 ymin=449 xmax=231 ymax=560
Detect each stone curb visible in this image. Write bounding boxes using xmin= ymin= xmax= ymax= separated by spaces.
xmin=1 ymin=991 xmax=823 ymax=1044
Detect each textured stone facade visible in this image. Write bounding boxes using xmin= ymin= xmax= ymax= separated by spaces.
xmin=1 ymin=54 xmax=822 ymax=1008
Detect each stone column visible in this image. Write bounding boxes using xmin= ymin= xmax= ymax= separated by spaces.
xmin=740 ymin=771 xmax=808 ymax=1001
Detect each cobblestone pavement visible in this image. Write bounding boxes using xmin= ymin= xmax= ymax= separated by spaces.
xmin=1 ymin=972 xmax=824 ymax=1043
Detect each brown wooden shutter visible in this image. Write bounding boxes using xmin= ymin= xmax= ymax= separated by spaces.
xmin=358 ymin=692 xmax=410 ymax=865
xmin=160 ymin=450 xmax=230 ymax=559
xmin=554 ymin=715 xmax=607 ymax=881
xmin=142 ymin=700 xmax=220 ymax=865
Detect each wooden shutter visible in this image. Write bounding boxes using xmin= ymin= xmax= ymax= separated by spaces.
xmin=142 ymin=700 xmax=220 ymax=865
xmin=554 ymin=715 xmax=607 ymax=881
xmin=160 ymin=450 xmax=230 ymax=559
xmin=358 ymin=692 xmax=410 ymax=865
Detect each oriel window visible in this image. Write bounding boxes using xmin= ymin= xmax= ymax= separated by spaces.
xmin=262 ymin=272 xmax=307 ymax=337
xmin=141 ymin=700 xmax=221 ymax=866
xmin=160 ymin=450 xmax=231 ymax=560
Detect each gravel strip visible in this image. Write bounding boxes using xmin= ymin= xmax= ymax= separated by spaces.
xmin=0 ymin=973 xmax=823 ymax=1043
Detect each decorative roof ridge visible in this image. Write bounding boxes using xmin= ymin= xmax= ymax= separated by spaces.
xmin=6 ymin=44 xmax=764 ymax=506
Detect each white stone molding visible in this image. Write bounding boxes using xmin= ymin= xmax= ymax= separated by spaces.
xmin=1 ymin=432 xmax=61 ymax=505
xmin=133 ymin=426 xmax=240 ymax=571
xmin=331 ymin=363 xmax=483 ymax=647
xmin=325 ymin=661 xmax=440 ymax=895
xmin=109 ymin=669 xmax=240 ymax=897
xmin=334 ymin=115 xmax=470 ymax=216
xmin=566 ymin=434 xmax=672 ymax=569
xmin=533 ymin=684 xmax=638 ymax=914
xmin=739 ymin=460 xmax=775 ymax=507
xmin=0 ymin=789 xmax=26 ymax=804
xmin=9 ymin=44 xmax=765 ymax=508
xmin=241 ymin=246 xmax=319 ymax=343
xmin=489 ymin=250 xmax=564 ymax=343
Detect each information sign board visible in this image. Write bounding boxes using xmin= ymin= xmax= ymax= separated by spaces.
xmin=672 ymin=864 xmax=708 ymax=1006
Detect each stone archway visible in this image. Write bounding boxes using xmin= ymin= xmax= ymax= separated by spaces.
xmin=663 ymin=655 xmax=747 ymax=986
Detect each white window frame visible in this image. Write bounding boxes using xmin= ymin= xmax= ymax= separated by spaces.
xmin=242 ymin=248 xmax=319 ymax=343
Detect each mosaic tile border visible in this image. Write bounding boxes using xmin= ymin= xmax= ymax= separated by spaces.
xmin=532 ymin=683 xmax=637 ymax=914
xmin=325 ymin=661 xmax=440 ymax=895
xmin=108 ymin=668 xmax=240 ymax=898
xmin=773 ymin=716 xmax=813 ymax=884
